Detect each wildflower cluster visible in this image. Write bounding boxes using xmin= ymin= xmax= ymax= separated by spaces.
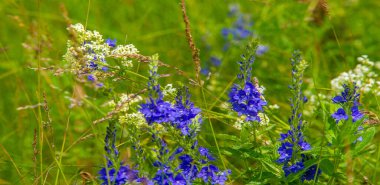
xmin=58 ymin=21 xmax=377 ymax=185
xmin=331 ymin=84 xmax=364 ymax=123
xmin=222 ymin=4 xmax=268 ymax=55
xmin=98 ymin=121 xmax=143 ymax=185
xmin=331 ymin=55 xmax=380 ymax=96
xmin=64 ymin=23 xmax=139 ymax=87
xmin=149 ymin=139 xmax=230 ymax=185
xmin=277 ymin=51 xmax=321 ymax=181
xmin=139 ymin=60 xmax=230 ymax=184
xmin=330 ymin=83 xmax=366 ymax=145
xmin=228 ymin=41 xmax=267 ymax=122
xmin=201 ymin=3 xmax=268 ymax=76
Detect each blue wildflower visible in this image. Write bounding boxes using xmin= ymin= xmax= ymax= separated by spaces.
xmin=199 ymin=147 xmax=215 ymax=161
xmin=99 ymin=122 xmax=142 ymax=185
xmin=298 ymin=139 xmax=312 ymax=151
xmin=332 ymin=95 xmax=346 ymax=104
xmin=331 ymin=84 xmax=359 ymax=104
xmin=277 ymin=51 xmax=319 ymax=180
xmin=210 ymin=56 xmax=221 ymax=66
xmin=283 ymin=161 xmax=304 ymax=177
xmin=88 ymin=74 xmax=95 ymax=82
xmin=201 ymin=67 xmax=210 ymax=75
xmin=351 ymin=105 xmax=364 ymax=122
xmin=331 ymin=108 xmax=349 ymax=122
xmin=106 ymin=38 xmax=117 ymax=47
xmin=98 ymin=164 xmax=140 ymax=185
xmin=256 ymin=45 xmax=268 ymax=56
xmin=172 ymin=174 xmax=187 ymax=185
xmin=171 ymin=87 xmax=201 ymax=136
xmin=277 ymin=142 xmax=293 ymax=163
xmin=178 ymin=154 xmax=198 ymax=181
xmin=101 ymin=66 xmax=108 ymax=72
xmin=152 ymin=165 xmax=174 ymax=185
xmin=228 ymin=4 xmax=239 ymax=17
xmin=197 ymin=165 xmax=230 ymax=185
xmin=331 ymin=84 xmax=364 ymax=123
xmin=301 ymin=164 xmax=322 ymax=181
xmin=229 ymin=82 xmax=267 ymax=121
xmin=221 ymin=28 xmax=230 ymax=38
xmin=139 ymin=86 xmax=174 ymax=125
xmin=89 ymin=61 xmax=98 ymax=70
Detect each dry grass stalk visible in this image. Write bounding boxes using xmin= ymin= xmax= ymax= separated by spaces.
xmin=180 ymin=0 xmax=202 ymax=86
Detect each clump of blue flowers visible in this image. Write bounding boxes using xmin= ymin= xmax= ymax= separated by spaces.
xmin=222 ymin=4 xmax=268 ymax=55
xmin=331 ymin=83 xmax=365 ymax=144
xmin=98 ymin=121 xmax=143 ymax=185
xmin=228 ymin=41 xmax=267 ymax=122
xmin=276 ymin=51 xmax=321 ymax=181
xmin=201 ymin=3 xmax=268 ymax=76
xmin=331 ymin=84 xmax=364 ymax=123
xmin=139 ymin=55 xmax=174 ymax=125
xmin=139 ymin=56 xmax=230 ymax=184
xmin=171 ymin=88 xmax=201 ymax=136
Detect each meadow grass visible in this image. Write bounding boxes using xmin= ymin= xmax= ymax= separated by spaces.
xmin=0 ymin=0 xmax=379 ymax=184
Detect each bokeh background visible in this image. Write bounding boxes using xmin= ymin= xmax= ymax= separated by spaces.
xmin=0 ymin=0 xmax=379 ymax=184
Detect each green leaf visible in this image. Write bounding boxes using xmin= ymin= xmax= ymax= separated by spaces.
xmin=319 ymin=158 xmax=334 ymax=176
xmin=354 ymin=127 xmax=376 ymax=156
xmin=215 ymin=134 xmax=240 ymax=142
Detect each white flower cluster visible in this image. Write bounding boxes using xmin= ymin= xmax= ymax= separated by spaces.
xmin=268 ymin=104 xmax=279 ymax=110
xmin=64 ymin=23 xmax=139 ymax=86
xmin=258 ymin=112 xmax=270 ymax=125
xmin=162 ymin=84 xmax=177 ymax=97
xmin=119 ymin=112 xmax=147 ymax=127
xmin=105 ymin=93 xmax=143 ymax=112
xmin=331 ymin=55 xmax=380 ymax=96
xmin=111 ymin=45 xmax=139 ymax=67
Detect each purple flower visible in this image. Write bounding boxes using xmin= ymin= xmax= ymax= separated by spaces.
xmin=89 ymin=61 xmax=98 ymax=69
xmin=199 ymin=147 xmax=215 ymax=161
xmin=298 ymin=140 xmax=311 ymax=151
xmin=87 ymin=74 xmax=95 ymax=82
xmin=101 ymin=66 xmax=108 ymax=72
xmin=178 ymin=154 xmax=198 ymax=181
xmin=229 ymin=82 xmax=267 ymax=122
xmin=332 ymin=95 xmax=346 ymax=104
xmin=301 ymin=165 xmax=322 ymax=181
xmin=256 ymin=45 xmax=268 ymax=56
xmin=351 ymin=105 xmax=364 ymax=122
xmin=139 ymin=86 xmax=174 ymax=125
xmin=283 ymin=161 xmax=304 ymax=177
xmin=332 ymin=84 xmax=360 ymax=104
xmin=277 ymin=142 xmax=293 ymax=163
xmin=221 ymin=28 xmax=230 ymax=38
xmin=172 ymin=174 xmax=187 ymax=185
xmin=197 ymin=165 xmax=230 ymax=185
xmin=106 ymin=38 xmax=117 ymax=47
xmin=303 ymin=96 xmax=308 ymax=103
xmin=99 ymin=164 xmax=139 ymax=185
xmin=171 ymin=88 xmax=201 ymax=136
xmin=332 ymin=108 xmax=349 ymax=122
xmin=210 ymin=56 xmax=221 ymax=66
xmin=152 ymin=166 xmax=174 ymax=185
xmin=201 ymin=67 xmax=210 ymax=75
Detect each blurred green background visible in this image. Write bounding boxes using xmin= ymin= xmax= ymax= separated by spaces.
xmin=0 ymin=0 xmax=379 ymax=184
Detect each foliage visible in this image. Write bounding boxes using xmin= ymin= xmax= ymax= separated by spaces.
xmin=0 ymin=1 xmax=379 ymax=185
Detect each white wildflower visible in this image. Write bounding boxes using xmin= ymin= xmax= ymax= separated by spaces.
xmin=119 ymin=112 xmax=147 ymax=127
xmin=162 ymin=84 xmax=177 ymax=97
xmin=268 ymin=104 xmax=279 ymax=110
xmin=331 ymin=55 xmax=379 ymax=95
xmin=64 ymin=23 xmax=140 ymax=86
xmin=258 ymin=113 xmax=270 ymax=125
